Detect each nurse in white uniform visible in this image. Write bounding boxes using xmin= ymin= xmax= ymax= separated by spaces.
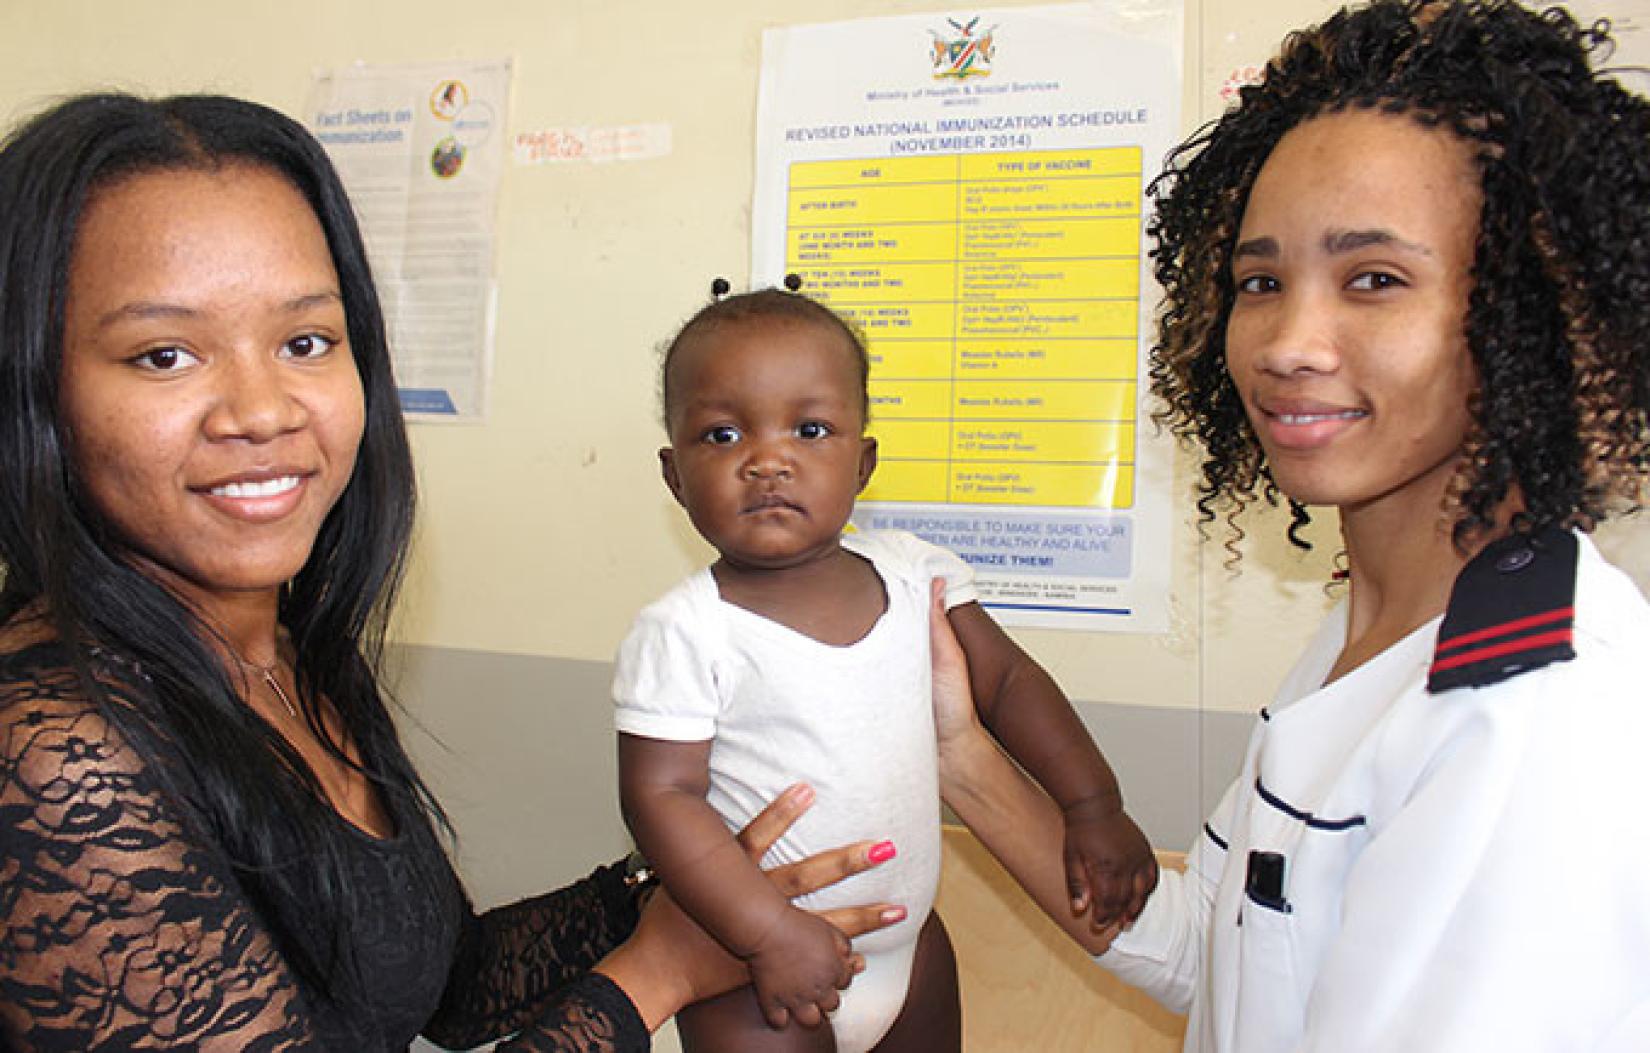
xmin=934 ymin=2 xmax=1650 ymax=1049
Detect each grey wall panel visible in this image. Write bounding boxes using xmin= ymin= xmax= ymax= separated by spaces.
xmin=390 ymin=645 xmax=1253 ymax=908
xmin=1070 ymin=700 xmax=1253 ymax=851
xmin=392 ymin=644 xmax=633 ymax=908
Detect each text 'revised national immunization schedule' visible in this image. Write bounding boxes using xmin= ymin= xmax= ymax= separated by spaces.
xmin=753 ymin=4 xmax=1182 ymax=629
xmin=784 ymin=146 xmax=1140 ymax=511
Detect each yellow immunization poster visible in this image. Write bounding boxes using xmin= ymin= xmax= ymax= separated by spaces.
xmin=753 ymin=5 xmax=1181 ymax=631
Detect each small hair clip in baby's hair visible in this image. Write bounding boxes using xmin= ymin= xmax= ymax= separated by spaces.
xmin=710 ymin=277 xmax=731 ymax=301
xmin=783 ymin=273 xmax=803 ymax=292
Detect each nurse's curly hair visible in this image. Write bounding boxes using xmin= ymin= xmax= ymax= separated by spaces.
xmin=1149 ymin=0 xmax=1650 ymax=550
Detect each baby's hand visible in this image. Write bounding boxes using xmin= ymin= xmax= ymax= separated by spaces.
xmin=747 ymin=905 xmax=855 ymax=1030
xmin=1063 ymin=799 xmax=1158 ymax=928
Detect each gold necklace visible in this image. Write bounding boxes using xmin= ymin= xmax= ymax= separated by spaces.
xmin=229 ymin=649 xmax=299 ymax=719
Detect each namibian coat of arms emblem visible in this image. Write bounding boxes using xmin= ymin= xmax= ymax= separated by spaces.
xmin=930 ymin=17 xmax=997 ymax=80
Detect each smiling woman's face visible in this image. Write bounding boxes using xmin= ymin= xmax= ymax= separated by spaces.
xmin=58 ymin=163 xmax=364 ymax=610
xmin=1224 ymin=108 xmax=1482 ymax=523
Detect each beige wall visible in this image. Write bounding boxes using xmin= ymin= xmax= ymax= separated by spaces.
xmin=5 ymin=0 xmax=1644 ymax=747
xmin=10 ymin=9 xmax=1648 ymax=1046
xmin=0 ymin=0 xmax=1366 ymax=720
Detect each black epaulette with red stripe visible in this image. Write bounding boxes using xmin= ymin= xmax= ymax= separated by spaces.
xmin=1426 ymin=527 xmax=1578 ymax=694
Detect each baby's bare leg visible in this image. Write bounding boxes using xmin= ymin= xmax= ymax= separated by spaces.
xmin=869 ymin=911 xmax=960 ymax=1053
xmin=677 ymin=987 xmax=837 ymax=1053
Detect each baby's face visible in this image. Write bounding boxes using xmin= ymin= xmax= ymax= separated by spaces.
xmin=660 ymin=316 xmax=876 ymax=573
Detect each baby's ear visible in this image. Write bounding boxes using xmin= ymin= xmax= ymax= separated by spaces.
xmin=659 ymin=447 xmax=686 ymax=505
xmin=856 ymin=436 xmax=878 ymax=493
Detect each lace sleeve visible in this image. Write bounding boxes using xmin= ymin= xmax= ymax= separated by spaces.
xmin=0 ymin=663 xmax=313 ymax=1051
xmin=497 ymin=972 xmax=650 ymax=1052
xmin=422 ymin=862 xmax=648 ymax=1051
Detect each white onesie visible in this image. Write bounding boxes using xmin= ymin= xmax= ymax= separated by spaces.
xmin=613 ymin=529 xmax=975 ymax=1053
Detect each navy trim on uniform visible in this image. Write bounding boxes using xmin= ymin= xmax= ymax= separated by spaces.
xmin=1255 ymin=778 xmax=1367 ymax=831
xmin=1204 ymin=823 xmax=1229 ymax=851
xmin=1427 ymin=528 xmax=1578 ymax=694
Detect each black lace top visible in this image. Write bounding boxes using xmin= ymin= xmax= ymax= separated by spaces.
xmin=0 ymin=640 xmax=650 ymax=1052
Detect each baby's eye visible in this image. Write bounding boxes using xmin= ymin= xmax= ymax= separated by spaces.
xmin=797 ymin=421 xmax=833 ymax=440
xmin=1235 ymin=273 xmax=1279 ymax=295
xmin=281 ymin=333 xmax=338 ymax=359
xmin=1347 ymin=270 xmax=1405 ymax=292
xmin=130 ymin=346 xmax=199 ymax=373
xmin=704 ymin=425 xmax=742 ymax=445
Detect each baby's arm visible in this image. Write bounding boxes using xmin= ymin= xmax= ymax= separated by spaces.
xmin=616 ymin=733 xmax=852 ymax=1030
xmin=946 ymin=602 xmax=1157 ymax=925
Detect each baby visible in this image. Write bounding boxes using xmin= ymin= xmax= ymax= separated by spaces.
xmin=615 ymin=282 xmax=1156 ymax=1052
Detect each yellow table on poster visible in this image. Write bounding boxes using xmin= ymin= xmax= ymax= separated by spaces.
xmin=786 ymin=146 xmax=1142 ymax=510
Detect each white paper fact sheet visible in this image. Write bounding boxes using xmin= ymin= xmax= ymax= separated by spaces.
xmin=752 ymin=5 xmax=1182 ymax=631
xmin=306 ymin=60 xmax=510 ymax=421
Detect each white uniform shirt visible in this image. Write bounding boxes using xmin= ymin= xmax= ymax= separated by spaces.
xmin=613 ymin=530 xmax=975 ymax=1052
xmin=1102 ymin=532 xmax=1650 ymax=1051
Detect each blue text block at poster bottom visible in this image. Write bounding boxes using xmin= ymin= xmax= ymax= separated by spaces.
xmin=852 ymin=505 xmax=1135 ymax=619
xmin=399 ymin=388 xmax=459 ymax=415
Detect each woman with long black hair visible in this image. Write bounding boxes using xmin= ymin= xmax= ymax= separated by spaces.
xmin=0 ymin=93 xmax=898 ymax=1051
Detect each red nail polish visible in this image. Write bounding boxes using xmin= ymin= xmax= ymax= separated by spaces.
xmin=867 ymin=840 xmax=897 ymax=864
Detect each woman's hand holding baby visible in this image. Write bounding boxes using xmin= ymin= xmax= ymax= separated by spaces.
xmin=598 ymin=783 xmax=902 ymax=1032
xmin=928 ymin=580 xmax=1124 ymax=957
xmin=928 ymin=578 xmax=986 ymax=758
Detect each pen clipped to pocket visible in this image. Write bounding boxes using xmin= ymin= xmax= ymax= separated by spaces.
xmin=1245 ymin=849 xmax=1292 ymax=913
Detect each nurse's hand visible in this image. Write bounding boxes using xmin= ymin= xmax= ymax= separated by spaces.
xmin=930 ymin=578 xmax=1125 ymax=956
xmin=597 ymin=784 xmax=907 ymax=1032
xmin=929 ymin=578 xmax=987 ymax=756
